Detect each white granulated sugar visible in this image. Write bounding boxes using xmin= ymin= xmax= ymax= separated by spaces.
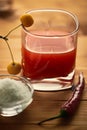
xmin=0 ymin=78 xmax=31 ymax=107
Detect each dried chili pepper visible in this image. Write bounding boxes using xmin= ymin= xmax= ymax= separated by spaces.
xmin=38 ymin=73 xmax=85 ymax=125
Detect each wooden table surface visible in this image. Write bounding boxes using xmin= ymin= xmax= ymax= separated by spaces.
xmin=0 ymin=0 xmax=87 ymax=130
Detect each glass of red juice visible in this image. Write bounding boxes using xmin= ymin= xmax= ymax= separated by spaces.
xmin=21 ymin=9 xmax=79 ymax=91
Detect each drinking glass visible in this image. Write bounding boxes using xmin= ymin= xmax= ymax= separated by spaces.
xmin=21 ymin=9 xmax=79 ymax=91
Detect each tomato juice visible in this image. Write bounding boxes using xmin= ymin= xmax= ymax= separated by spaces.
xmin=22 ymin=32 xmax=76 ymax=80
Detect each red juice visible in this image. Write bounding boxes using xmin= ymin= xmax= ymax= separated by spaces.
xmin=22 ymin=32 xmax=76 ymax=80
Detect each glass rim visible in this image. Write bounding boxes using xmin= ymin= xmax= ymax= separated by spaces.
xmin=22 ymin=8 xmax=79 ymax=38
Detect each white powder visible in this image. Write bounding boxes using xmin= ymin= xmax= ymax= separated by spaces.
xmin=0 ymin=78 xmax=32 ymax=107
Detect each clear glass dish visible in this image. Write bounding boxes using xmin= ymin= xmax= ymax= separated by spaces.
xmin=0 ymin=74 xmax=34 ymax=117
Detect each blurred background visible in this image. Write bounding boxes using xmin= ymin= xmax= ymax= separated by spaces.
xmin=0 ymin=0 xmax=87 ymax=70
xmin=0 ymin=0 xmax=87 ymax=35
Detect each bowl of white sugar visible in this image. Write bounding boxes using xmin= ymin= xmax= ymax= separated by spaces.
xmin=0 ymin=74 xmax=34 ymax=117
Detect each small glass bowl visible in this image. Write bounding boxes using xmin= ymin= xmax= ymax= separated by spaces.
xmin=0 ymin=74 xmax=34 ymax=117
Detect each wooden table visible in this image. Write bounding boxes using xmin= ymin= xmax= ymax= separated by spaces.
xmin=0 ymin=0 xmax=87 ymax=130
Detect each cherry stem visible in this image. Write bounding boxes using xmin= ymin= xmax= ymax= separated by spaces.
xmin=4 ymin=24 xmax=21 ymax=38
xmin=0 ymin=24 xmax=22 ymax=64
xmin=5 ymin=39 xmax=15 ymax=64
